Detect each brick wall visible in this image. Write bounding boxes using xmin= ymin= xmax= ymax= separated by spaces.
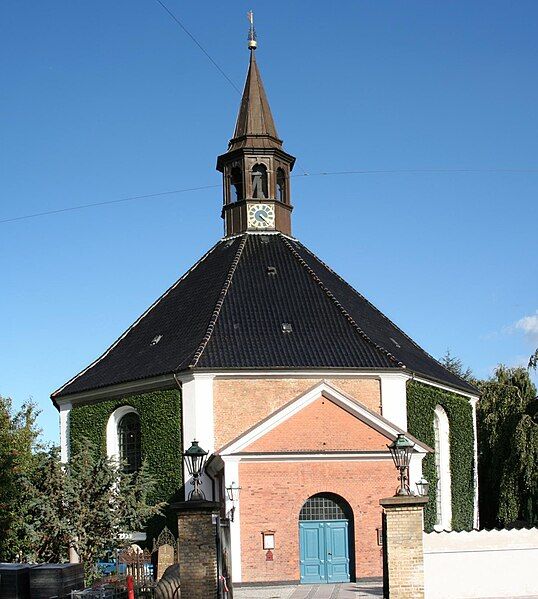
xmin=214 ymin=377 xmax=381 ymax=449
xmin=176 ymin=505 xmax=219 ymax=599
xmin=245 ymin=396 xmax=389 ymax=452
xmin=380 ymin=497 xmax=427 ymax=599
xmin=238 ymin=459 xmax=396 ymax=582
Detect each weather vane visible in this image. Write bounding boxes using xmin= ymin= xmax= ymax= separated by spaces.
xmin=247 ymin=10 xmax=257 ymax=49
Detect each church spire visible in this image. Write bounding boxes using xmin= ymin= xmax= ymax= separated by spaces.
xmin=230 ymin=46 xmax=280 ymax=149
xmin=217 ymin=14 xmax=296 ymax=237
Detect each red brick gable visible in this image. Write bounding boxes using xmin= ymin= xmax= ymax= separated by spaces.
xmin=243 ymin=395 xmax=391 ymax=453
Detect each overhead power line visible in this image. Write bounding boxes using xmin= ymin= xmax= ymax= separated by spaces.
xmin=0 ymin=185 xmax=219 ymax=224
xmin=2 ymin=168 xmax=538 ymax=225
xmin=153 ymin=0 xmax=241 ymax=94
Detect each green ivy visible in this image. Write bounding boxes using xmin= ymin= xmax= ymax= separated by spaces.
xmin=406 ymin=381 xmax=475 ymax=531
xmin=69 ymin=389 xmax=183 ymax=542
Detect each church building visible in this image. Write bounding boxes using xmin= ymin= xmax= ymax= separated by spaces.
xmin=52 ymin=28 xmax=479 ymax=586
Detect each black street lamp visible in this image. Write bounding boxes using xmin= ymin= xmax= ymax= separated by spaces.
xmin=387 ymin=434 xmax=414 ymax=496
xmin=183 ymin=440 xmax=208 ymax=501
xmin=225 ymin=481 xmax=242 ymax=522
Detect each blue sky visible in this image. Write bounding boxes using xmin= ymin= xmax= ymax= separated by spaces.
xmin=1 ymin=1 xmax=537 ymax=444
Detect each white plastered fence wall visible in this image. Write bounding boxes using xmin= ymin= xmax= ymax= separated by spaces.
xmin=423 ymin=528 xmax=538 ymax=598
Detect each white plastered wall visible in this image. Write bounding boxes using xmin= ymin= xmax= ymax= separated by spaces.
xmin=180 ymin=373 xmax=215 ymax=500
xmin=433 ymin=404 xmax=452 ymax=531
xmin=59 ymin=401 xmax=72 ymax=463
xmin=379 ymin=372 xmax=408 ymax=430
xmin=222 ymin=456 xmax=242 ymax=583
xmin=424 ymin=528 xmax=538 ymax=598
xmin=106 ymin=404 xmax=139 ymax=462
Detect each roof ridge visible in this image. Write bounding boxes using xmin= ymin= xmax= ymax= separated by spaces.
xmin=280 ymin=236 xmax=403 ymax=367
xmin=51 ymin=239 xmax=225 ymax=399
xmin=188 ymin=234 xmax=248 ymax=369
xmin=294 ymin=240 xmax=474 ymax=391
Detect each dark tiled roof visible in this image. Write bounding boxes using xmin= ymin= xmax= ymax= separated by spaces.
xmin=53 ymin=233 xmax=477 ymax=397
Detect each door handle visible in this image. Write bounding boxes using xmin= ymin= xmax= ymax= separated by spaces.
xmin=327 ymin=552 xmax=332 ymax=556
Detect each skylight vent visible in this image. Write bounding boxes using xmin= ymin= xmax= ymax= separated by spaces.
xmin=260 ymin=235 xmax=270 ymax=244
xmin=151 ymin=335 xmax=163 ymax=346
xmin=282 ymin=323 xmax=293 ymax=334
xmin=267 ymin=266 xmax=277 ymax=276
xmin=389 ymin=337 xmax=401 ymax=348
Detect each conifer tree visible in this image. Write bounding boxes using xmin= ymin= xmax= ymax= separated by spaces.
xmin=24 ymin=439 xmax=164 ymax=582
xmin=0 ymin=397 xmax=42 ymax=561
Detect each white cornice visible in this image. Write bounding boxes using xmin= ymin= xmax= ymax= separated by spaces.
xmin=411 ymin=375 xmax=479 ymax=401
xmin=54 ymin=374 xmax=178 ymax=406
xmin=223 ymin=452 xmax=393 ymax=462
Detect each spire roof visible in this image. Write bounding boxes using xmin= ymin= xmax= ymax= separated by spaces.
xmin=229 ymin=49 xmax=281 ymax=151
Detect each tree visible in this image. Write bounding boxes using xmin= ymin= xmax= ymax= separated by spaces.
xmin=440 ymin=348 xmax=475 ymax=382
xmin=477 ymin=366 xmax=538 ymax=528
xmin=23 ymin=439 xmax=164 ymax=582
xmin=0 ymin=396 xmax=42 ymax=561
xmin=529 ymin=348 xmax=538 ymax=371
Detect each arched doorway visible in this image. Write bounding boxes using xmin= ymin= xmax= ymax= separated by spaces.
xmin=299 ymin=493 xmax=353 ymax=584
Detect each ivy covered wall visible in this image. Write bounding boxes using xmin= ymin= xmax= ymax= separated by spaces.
xmin=407 ymin=380 xmax=475 ymax=532
xmin=69 ymin=388 xmax=182 ymax=541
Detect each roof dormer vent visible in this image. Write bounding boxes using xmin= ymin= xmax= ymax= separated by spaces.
xmin=151 ymin=335 xmax=163 ymax=346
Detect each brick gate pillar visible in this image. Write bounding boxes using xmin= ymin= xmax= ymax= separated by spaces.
xmin=379 ymin=495 xmax=428 ymax=599
xmin=171 ymin=500 xmax=221 ymax=599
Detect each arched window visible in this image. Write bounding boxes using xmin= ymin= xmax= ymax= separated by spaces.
xmin=433 ymin=405 xmax=452 ymax=530
xmin=299 ymin=493 xmax=350 ymax=521
xmin=251 ymin=164 xmax=268 ymax=199
xmin=118 ymin=412 xmax=142 ymax=473
xmin=276 ymin=168 xmax=286 ymax=202
xmin=230 ymin=166 xmax=243 ymax=201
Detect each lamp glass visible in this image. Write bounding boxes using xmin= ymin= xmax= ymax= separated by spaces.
xmin=226 ymin=482 xmax=241 ymax=502
xmin=416 ymin=477 xmax=430 ymax=497
xmin=262 ymin=532 xmax=275 ymax=550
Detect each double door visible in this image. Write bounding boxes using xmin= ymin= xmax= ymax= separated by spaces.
xmin=299 ymin=520 xmax=350 ymax=584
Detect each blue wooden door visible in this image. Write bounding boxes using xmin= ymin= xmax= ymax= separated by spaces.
xmin=326 ymin=521 xmax=350 ymax=582
xmin=299 ymin=521 xmax=350 ymax=583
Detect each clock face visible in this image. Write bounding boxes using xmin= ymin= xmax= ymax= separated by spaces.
xmin=248 ymin=203 xmax=275 ymax=229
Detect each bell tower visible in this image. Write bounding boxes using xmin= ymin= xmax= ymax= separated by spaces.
xmin=217 ymin=13 xmax=296 ymax=237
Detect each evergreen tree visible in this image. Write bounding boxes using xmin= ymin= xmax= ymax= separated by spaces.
xmin=440 ymin=348 xmax=475 ymax=382
xmin=23 ymin=439 xmax=163 ymax=582
xmin=477 ymin=366 xmax=538 ymax=528
xmin=0 ymin=396 xmax=42 ymax=561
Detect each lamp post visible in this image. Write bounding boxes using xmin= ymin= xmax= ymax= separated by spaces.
xmin=416 ymin=477 xmax=430 ymax=497
xmin=387 ymin=434 xmax=414 ymax=496
xmin=183 ymin=440 xmax=208 ymax=501
xmin=225 ymin=481 xmax=242 ymax=522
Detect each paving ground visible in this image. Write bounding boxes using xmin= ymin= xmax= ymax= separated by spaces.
xmin=234 ymin=581 xmax=383 ymax=598
xmin=234 ymin=584 xmax=538 ymax=599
